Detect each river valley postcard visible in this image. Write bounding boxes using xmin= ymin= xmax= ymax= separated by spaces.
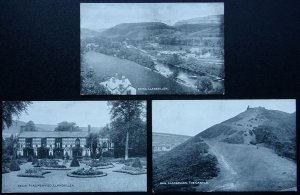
xmin=80 ymin=3 xmax=224 ymax=95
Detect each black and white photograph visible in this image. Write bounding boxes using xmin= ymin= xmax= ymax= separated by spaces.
xmin=152 ymin=100 xmax=296 ymax=192
xmin=80 ymin=3 xmax=224 ymax=95
xmin=2 ymin=101 xmax=147 ymax=192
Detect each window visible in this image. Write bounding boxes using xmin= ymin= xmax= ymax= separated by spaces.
xmin=127 ymin=90 xmax=131 ymax=95
xmin=41 ymin=138 xmax=47 ymax=147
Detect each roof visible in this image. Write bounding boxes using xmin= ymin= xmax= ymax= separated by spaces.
xmin=101 ymin=76 xmax=133 ymax=93
xmin=18 ymin=131 xmax=89 ymax=138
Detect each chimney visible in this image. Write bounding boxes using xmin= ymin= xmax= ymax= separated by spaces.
xmin=20 ymin=125 xmax=25 ymax=133
xmin=122 ymin=75 xmax=125 ymax=83
xmin=88 ymin=125 xmax=91 ymax=133
xmin=112 ymin=77 xmax=116 ymax=83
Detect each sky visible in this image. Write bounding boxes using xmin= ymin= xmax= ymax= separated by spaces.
xmin=15 ymin=101 xmax=112 ymax=128
xmin=80 ymin=3 xmax=224 ymax=30
xmin=152 ymin=100 xmax=296 ymax=136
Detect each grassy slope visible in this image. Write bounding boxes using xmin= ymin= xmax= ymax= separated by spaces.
xmin=197 ymin=140 xmax=297 ymax=191
xmin=153 ymin=136 xmax=219 ymax=192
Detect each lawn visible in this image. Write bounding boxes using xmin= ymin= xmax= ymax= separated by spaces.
xmin=2 ymin=160 xmax=146 ymax=192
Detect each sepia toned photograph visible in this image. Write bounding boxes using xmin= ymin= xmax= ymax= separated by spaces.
xmin=152 ymin=100 xmax=296 ymax=192
xmin=80 ymin=3 xmax=224 ymax=95
xmin=2 ymin=101 xmax=147 ymax=192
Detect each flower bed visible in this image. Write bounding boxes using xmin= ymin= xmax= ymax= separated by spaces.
xmin=87 ymin=159 xmax=114 ymax=169
xmin=113 ymin=165 xmax=147 ymax=175
xmin=17 ymin=168 xmax=51 ymax=178
xmin=67 ymin=167 xmax=107 ymax=178
xmin=34 ymin=159 xmax=70 ymax=170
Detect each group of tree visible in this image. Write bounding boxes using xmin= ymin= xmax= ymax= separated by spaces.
xmin=54 ymin=121 xmax=80 ymax=131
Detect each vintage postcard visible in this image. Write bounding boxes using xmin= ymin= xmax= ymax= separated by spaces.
xmin=80 ymin=3 xmax=224 ymax=95
xmin=2 ymin=101 xmax=147 ymax=192
xmin=152 ymin=100 xmax=296 ymax=192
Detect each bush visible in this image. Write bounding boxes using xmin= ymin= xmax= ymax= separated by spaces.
xmin=70 ymin=157 xmax=80 ymax=167
xmin=27 ymin=155 xmax=33 ymax=162
xmin=88 ymin=159 xmax=113 ymax=167
xmin=2 ymin=165 xmax=10 ymax=174
xmin=131 ymin=158 xmax=142 ymax=168
xmin=9 ymin=160 xmax=20 ymax=171
xmin=32 ymin=157 xmax=39 ymax=165
xmin=250 ymin=140 xmax=256 ymax=145
xmin=71 ymin=167 xmax=103 ymax=176
xmin=196 ymin=76 xmax=213 ymax=94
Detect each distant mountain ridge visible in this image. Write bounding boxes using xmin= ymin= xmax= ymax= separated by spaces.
xmin=174 ymin=15 xmax=224 ymax=26
xmin=81 ymin=14 xmax=224 ymax=41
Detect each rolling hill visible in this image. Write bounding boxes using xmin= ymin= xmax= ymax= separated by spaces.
xmin=96 ymin=15 xmax=224 ymax=41
xmin=100 ymin=22 xmax=177 ymax=40
xmin=152 ymin=132 xmax=191 ymax=148
xmin=198 ymin=106 xmax=296 ymax=160
xmin=174 ymin=15 xmax=224 ymax=26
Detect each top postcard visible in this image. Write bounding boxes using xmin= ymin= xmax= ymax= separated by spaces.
xmin=80 ymin=3 xmax=224 ymax=95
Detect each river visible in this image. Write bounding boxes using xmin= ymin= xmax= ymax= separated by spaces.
xmin=83 ymin=51 xmax=196 ymax=95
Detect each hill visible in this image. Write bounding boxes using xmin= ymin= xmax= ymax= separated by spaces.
xmin=174 ymin=15 xmax=224 ymax=26
xmin=153 ymin=136 xmax=220 ymax=192
xmin=153 ymin=132 xmax=191 ymax=148
xmin=198 ymin=107 xmax=296 ymax=160
xmin=153 ymin=106 xmax=296 ymax=192
xmin=100 ymin=22 xmax=177 ymax=40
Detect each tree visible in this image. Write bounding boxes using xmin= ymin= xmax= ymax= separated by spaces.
xmin=55 ymin=121 xmax=79 ymax=131
xmin=108 ymin=101 xmax=145 ymax=160
xmin=25 ymin=121 xmax=37 ymax=131
xmin=80 ymin=68 xmax=109 ymax=95
xmin=86 ymin=132 xmax=99 ymax=158
xmin=2 ymin=101 xmax=32 ymax=130
xmin=196 ymin=77 xmax=213 ymax=94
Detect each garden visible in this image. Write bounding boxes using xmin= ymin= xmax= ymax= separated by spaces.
xmin=2 ymin=155 xmax=147 ymax=192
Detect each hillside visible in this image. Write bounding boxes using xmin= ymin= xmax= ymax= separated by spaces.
xmin=174 ymin=15 xmax=224 ymax=26
xmin=198 ymin=107 xmax=296 ymax=160
xmin=152 ymin=132 xmax=191 ymax=148
xmin=100 ymin=22 xmax=177 ymax=40
xmin=153 ymin=107 xmax=296 ymax=192
xmin=153 ymin=136 xmax=220 ymax=192
xmin=197 ymin=140 xmax=296 ymax=191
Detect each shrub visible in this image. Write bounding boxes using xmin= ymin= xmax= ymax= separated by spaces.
xmin=71 ymin=167 xmax=103 ymax=176
xmin=70 ymin=157 xmax=80 ymax=167
xmin=250 ymin=140 xmax=257 ymax=145
xmin=2 ymin=165 xmax=10 ymax=174
xmin=9 ymin=160 xmax=20 ymax=171
xmin=27 ymin=155 xmax=33 ymax=162
xmin=131 ymin=158 xmax=142 ymax=168
xmin=32 ymin=157 xmax=39 ymax=165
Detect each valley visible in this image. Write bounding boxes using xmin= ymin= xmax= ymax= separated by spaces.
xmin=80 ymin=15 xmax=224 ymax=94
